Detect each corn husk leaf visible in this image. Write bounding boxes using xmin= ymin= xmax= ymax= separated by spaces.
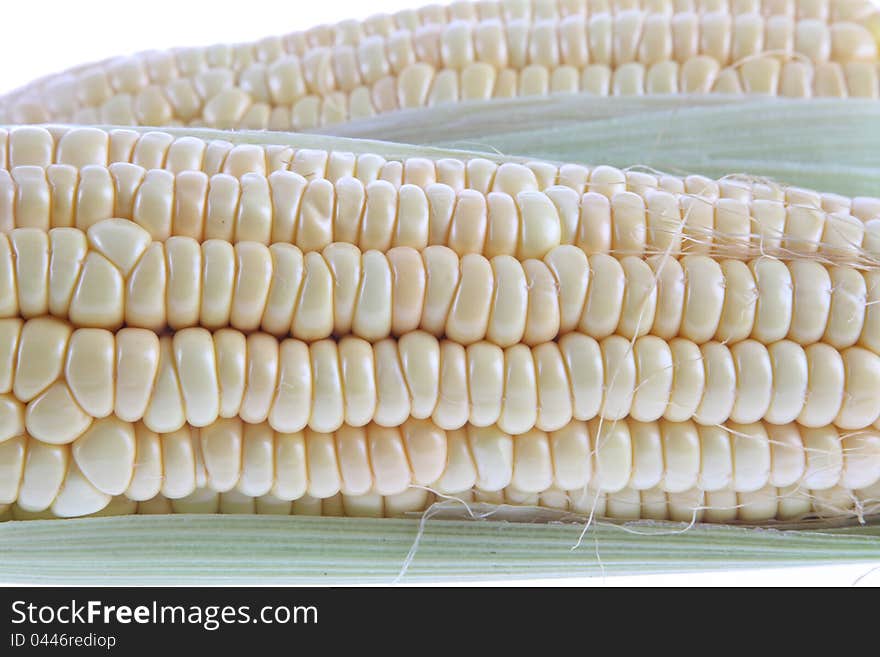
xmin=0 ymin=514 xmax=878 ymax=584
xmin=317 ymin=96 xmax=880 ymax=198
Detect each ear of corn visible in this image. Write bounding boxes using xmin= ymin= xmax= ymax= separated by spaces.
xmin=1 ymin=0 xmax=878 ymax=128
xmin=4 ymin=222 xmax=880 ymax=340
xmin=4 ymin=320 xmax=880 ymax=439
xmin=1 ymin=126 xmax=878 ymax=527
xmin=1 ymin=0 xmax=880 ymax=584
xmin=1 ymin=125 xmax=878 ymax=260
xmin=4 ymin=415 xmax=879 ymax=519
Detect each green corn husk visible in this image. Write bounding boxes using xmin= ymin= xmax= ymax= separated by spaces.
xmin=3 ymin=93 xmax=880 ymax=583
xmin=317 ymin=96 xmax=880 ymax=198
xmin=66 ymin=96 xmax=878 ymax=201
xmin=1 ymin=515 xmax=879 ymax=585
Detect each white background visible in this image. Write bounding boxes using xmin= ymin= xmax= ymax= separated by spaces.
xmin=1 ymin=0 xmax=878 ymax=586
xmin=0 ymin=0 xmax=442 ymax=93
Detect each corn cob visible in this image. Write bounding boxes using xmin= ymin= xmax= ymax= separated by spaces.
xmin=0 ymin=127 xmax=879 ymax=523
xmin=6 ymin=482 xmax=880 ymax=525
xmin=4 ymin=483 xmax=875 ymax=526
xmin=2 ymin=415 xmax=878 ymax=520
xmin=1 ymin=1 xmax=878 ymax=128
xmin=1 ymin=128 xmax=879 ymax=272
xmin=3 ymin=317 xmax=880 ymax=443
xmin=2 ymin=123 xmax=878 ymax=215
xmin=6 ymin=124 xmax=880 ymax=211
xmin=0 ymin=155 xmax=877 ymax=526
xmin=3 ymin=223 xmax=880 ymax=354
